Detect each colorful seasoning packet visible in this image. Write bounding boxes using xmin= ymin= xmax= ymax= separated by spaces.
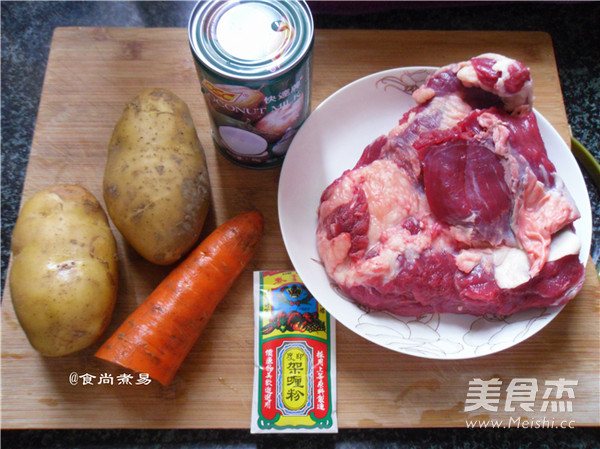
xmin=251 ymin=270 xmax=337 ymax=433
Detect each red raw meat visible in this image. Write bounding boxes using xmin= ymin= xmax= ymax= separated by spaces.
xmin=316 ymin=54 xmax=585 ymax=317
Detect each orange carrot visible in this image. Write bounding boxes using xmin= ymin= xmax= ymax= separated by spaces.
xmin=95 ymin=210 xmax=264 ymax=386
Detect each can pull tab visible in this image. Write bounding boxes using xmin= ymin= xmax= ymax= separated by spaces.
xmin=270 ymin=19 xmax=295 ymax=66
xmin=271 ymin=19 xmax=288 ymax=31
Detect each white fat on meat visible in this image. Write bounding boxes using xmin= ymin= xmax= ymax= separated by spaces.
xmin=437 ymin=94 xmax=475 ymax=129
xmin=492 ymin=246 xmax=532 ymax=289
xmin=514 ymin=172 xmax=581 ymax=276
xmin=457 ymin=227 xmax=581 ymax=289
xmin=316 ymin=159 xmax=444 ymax=287
xmin=547 ymin=227 xmax=581 ymax=262
xmin=470 ymin=110 xmax=581 ymax=277
xmin=456 ymin=53 xmax=534 ymax=113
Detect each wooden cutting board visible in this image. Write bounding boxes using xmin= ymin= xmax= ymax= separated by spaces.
xmin=2 ymin=27 xmax=599 ymax=429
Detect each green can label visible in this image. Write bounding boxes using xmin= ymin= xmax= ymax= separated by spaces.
xmin=188 ymin=0 xmax=314 ymax=168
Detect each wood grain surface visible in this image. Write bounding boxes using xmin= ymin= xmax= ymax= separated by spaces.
xmin=2 ymin=27 xmax=598 ymax=429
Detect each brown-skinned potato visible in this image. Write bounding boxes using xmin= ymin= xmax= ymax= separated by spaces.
xmin=103 ymin=88 xmax=211 ymax=265
xmin=9 ymin=184 xmax=119 ymax=357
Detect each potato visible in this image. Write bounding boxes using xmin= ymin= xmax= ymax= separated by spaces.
xmin=103 ymin=88 xmax=211 ymax=265
xmin=9 ymin=184 xmax=119 ymax=357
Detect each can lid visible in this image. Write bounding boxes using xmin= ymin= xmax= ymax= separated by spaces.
xmin=189 ymin=0 xmax=313 ymax=81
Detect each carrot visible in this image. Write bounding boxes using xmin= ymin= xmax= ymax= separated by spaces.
xmin=95 ymin=210 xmax=264 ymax=386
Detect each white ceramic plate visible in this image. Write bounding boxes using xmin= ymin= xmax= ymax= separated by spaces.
xmin=278 ymin=67 xmax=592 ymax=359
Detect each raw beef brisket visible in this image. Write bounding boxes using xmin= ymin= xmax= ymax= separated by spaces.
xmin=316 ymin=54 xmax=585 ymax=316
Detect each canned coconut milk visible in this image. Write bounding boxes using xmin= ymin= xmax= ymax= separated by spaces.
xmin=188 ymin=0 xmax=314 ymax=168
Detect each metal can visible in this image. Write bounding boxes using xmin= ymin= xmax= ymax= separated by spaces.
xmin=188 ymin=0 xmax=314 ymax=169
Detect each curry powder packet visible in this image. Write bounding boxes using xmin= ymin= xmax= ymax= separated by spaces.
xmin=251 ymin=270 xmax=338 ymax=433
